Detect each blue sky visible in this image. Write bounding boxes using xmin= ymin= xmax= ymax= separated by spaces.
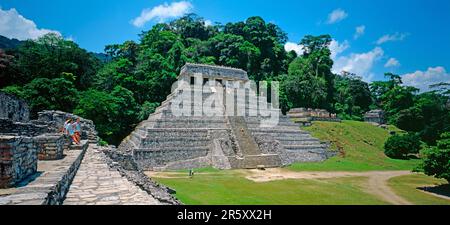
xmin=1 ymin=0 xmax=449 ymax=90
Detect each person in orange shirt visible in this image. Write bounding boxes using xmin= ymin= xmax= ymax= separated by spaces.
xmin=73 ymin=118 xmax=82 ymax=145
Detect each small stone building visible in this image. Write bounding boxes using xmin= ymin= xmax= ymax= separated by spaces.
xmin=287 ymin=108 xmax=341 ymax=125
xmin=364 ymin=109 xmax=386 ymax=125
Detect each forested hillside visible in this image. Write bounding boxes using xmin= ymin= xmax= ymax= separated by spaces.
xmin=1 ymin=14 xmax=449 ymax=146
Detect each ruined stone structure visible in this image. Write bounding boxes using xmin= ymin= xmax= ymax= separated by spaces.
xmin=34 ymin=110 xmax=98 ymax=144
xmin=1 ymin=92 xmax=177 ymax=205
xmin=364 ymin=110 xmax=386 ymax=125
xmin=0 ymin=95 xmax=77 ymax=189
xmin=0 ymin=92 xmax=30 ymax=122
xmin=287 ymin=108 xmax=341 ymax=126
xmin=120 ymin=63 xmax=335 ymax=171
xmin=34 ymin=134 xmax=66 ymax=160
xmin=0 ymin=136 xmax=38 ymax=188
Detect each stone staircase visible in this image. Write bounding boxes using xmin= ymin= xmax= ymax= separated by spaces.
xmin=227 ymin=116 xmax=281 ymax=168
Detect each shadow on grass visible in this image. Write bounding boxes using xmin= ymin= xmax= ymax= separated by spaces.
xmin=418 ymin=183 xmax=450 ymax=198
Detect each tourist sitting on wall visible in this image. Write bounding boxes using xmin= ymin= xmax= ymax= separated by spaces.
xmin=67 ymin=120 xmax=79 ymax=145
xmin=73 ymin=118 xmax=82 ymax=144
xmin=63 ymin=118 xmax=71 ymax=134
xmin=63 ymin=118 xmax=72 ymax=135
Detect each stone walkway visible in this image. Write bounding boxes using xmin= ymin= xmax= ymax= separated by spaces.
xmin=0 ymin=146 xmax=87 ymax=205
xmin=64 ymin=145 xmax=160 ymax=205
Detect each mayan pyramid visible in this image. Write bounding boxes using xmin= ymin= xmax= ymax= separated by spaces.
xmin=119 ymin=63 xmax=334 ymax=171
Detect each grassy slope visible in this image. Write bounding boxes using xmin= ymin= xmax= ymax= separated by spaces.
xmin=288 ymin=120 xmax=421 ymax=171
xmin=388 ymin=174 xmax=450 ymax=205
xmin=154 ymin=171 xmax=387 ymax=205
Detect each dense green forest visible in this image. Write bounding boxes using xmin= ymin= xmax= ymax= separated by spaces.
xmin=0 ymin=14 xmax=449 ymax=146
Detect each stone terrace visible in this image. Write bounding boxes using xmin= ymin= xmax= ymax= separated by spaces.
xmin=64 ymin=144 xmax=161 ymax=205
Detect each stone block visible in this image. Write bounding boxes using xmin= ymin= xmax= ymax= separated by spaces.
xmin=0 ymin=135 xmax=38 ymax=188
xmin=34 ymin=134 xmax=65 ymax=160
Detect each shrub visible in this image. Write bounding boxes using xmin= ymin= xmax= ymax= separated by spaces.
xmin=420 ymin=132 xmax=450 ymax=182
xmin=384 ymin=133 xmax=421 ymax=159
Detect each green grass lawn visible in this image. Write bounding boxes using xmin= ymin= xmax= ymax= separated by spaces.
xmin=388 ymin=174 xmax=450 ymax=205
xmin=154 ymin=170 xmax=388 ymax=205
xmin=288 ymin=120 xmax=420 ymax=171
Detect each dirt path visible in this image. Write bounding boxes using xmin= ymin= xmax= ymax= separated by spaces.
xmin=364 ymin=171 xmax=413 ymax=205
xmin=244 ymin=168 xmax=413 ymax=205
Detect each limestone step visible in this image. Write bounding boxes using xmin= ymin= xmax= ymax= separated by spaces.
xmin=158 ymin=102 xmax=225 ymax=113
xmin=247 ymin=124 xmax=300 ymax=130
xmin=253 ymin=133 xmax=313 ymax=139
xmin=277 ymin=140 xmax=323 ymax=146
xmin=141 ymin=138 xmax=210 ymax=148
xmin=135 ymin=146 xmax=210 ymax=153
xmin=153 ymin=108 xmax=226 ymax=117
xmin=286 ymin=149 xmax=330 ymax=162
xmin=137 ymin=128 xmax=210 ymax=139
xmin=283 ymin=144 xmax=327 ymax=151
xmin=133 ymin=147 xmax=210 ymax=168
xmin=249 ymin=128 xmax=309 ymax=134
xmin=161 ymin=90 xmax=220 ymax=103
xmin=245 ymin=119 xmax=298 ymax=125
xmin=229 ymin=154 xmax=282 ymax=169
xmin=147 ymin=118 xmax=226 ymax=123
xmin=140 ymin=136 xmax=210 ymax=141
xmin=151 ymin=119 xmax=227 ymax=129
xmin=251 ymin=130 xmax=311 ymax=139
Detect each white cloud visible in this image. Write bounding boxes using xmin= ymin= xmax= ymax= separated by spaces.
xmin=354 ymin=25 xmax=365 ymax=39
xmin=0 ymin=7 xmax=61 ymax=40
xmin=132 ymin=1 xmax=193 ymax=27
xmin=284 ymin=42 xmax=304 ymax=55
xmin=402 ymin=66 xmax=450 ymax=92
xmin=327 ymin=8 xmax=348 ymax=24
xmin=329 ymin=39 xmax=349 ymax=60
xmin=376 ymin=32 xmax=408 ymax=45
xmin=204 ymin=20 xmax=213 ymax=27
xmin=384 ymin=58 xmax=400 ymax=68
xmin=333 ymin=47 xmax=384 ymax=82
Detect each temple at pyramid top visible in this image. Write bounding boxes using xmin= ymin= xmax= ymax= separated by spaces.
xmin=179 ymin=63 xmax=249 ymax=81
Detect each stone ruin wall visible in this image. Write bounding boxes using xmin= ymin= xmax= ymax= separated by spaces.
xmin=1 ymin=92 xmax=178 ymax=204
xmin=34 ymin=110 xmax=98 ymax=143
xmin=364 ymin=110 xmax=386 ymax=125
xmin=287 ymin=108 xmax=341 ymax=124
xmin=34 ymin=134 xmax=65 ymax=160
xmin=0 ymin=118 xmax=48 ymax=136
xmin=288 ymin=108 xmax=338 ymax=119
xmin=0 ymin=94 xmax=81 ymax=187
xmin=0 ymin=92 xmax=30 ymax=122
xmin=0 ymin=136 xmax=38 ymax=188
